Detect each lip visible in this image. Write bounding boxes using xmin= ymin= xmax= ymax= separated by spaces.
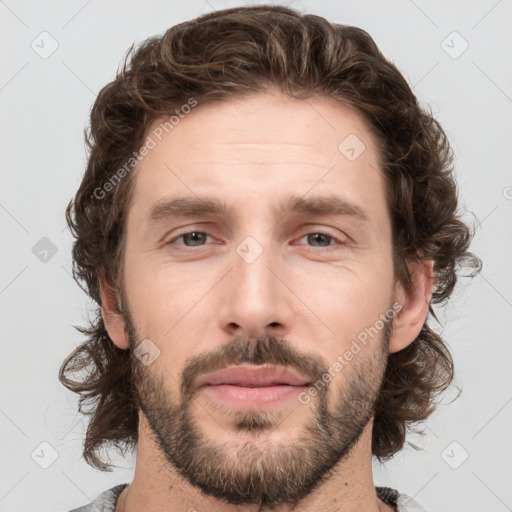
xmin=196 ymin=364 xmax=310 ymax=409
xmin=197 ymin=364 xmax=310 ymax=388
xmin=201 ymin=383 xmax=307 ymax=407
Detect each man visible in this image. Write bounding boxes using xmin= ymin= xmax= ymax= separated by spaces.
xmin=60 ymin=5 xmax=480 ymax=512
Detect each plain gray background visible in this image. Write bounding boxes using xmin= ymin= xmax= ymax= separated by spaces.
xmin=1 ymin=1 xmax=511 ymax=511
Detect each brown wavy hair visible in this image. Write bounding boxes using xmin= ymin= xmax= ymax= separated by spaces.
xmin=60 ymin=5 xmax=481 ymax=470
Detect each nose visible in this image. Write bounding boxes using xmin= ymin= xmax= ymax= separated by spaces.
xmin=216 ymin=240 xmax=294 ymax=341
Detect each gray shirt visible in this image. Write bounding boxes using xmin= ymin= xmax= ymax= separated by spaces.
xmin=67 ymin=483 xmax=428 ymax=511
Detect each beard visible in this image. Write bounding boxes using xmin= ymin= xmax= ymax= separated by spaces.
xmin=122 ymin=303 xmax=390 ymax=511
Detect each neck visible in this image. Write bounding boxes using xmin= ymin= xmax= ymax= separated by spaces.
xmin=116 ymin=416 xmax=393 ymax=512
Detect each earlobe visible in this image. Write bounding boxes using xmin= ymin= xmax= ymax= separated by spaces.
xmin=98 ymin=270 xmax=130 ymax=350
xmin=389 ymin=260 xmax=435 ymax=354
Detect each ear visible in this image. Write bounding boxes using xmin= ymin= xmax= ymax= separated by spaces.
xmin=98 ymin=270 xmax=130 ymax=350
xmin=390 ymin=259 xmax=435 ymax=354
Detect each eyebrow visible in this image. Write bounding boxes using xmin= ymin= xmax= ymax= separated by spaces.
xmin=279 ymin=194 xmax=369 ymax=223
xmin=147 ymin=196 xmax=232 ymax=225
xmin=146 ymin=194 xmax=370 ymax=225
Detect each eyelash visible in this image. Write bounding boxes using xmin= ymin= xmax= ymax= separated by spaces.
xmin=167 ymin=230 xmax=345 ymax=251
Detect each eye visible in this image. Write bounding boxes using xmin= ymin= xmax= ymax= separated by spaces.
xmin=166 ymin=230 xmax=345 ymax=251
xmin=296 ymin=232 xmax=343 ymax=250
xmin=168 ymin=231 xmax=213 ymax=247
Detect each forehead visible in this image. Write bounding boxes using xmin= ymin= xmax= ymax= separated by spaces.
xmin=126 ymin=91 xmax=387 ymax=228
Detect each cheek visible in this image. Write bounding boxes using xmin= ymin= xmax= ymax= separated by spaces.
xmin=127 ymin=259 xmax=227 ymax=377
xmin=296 ymin=266 xmax=394 ymax=368
xmin=125 ymin=254 xmax=199 ymax=324
xmin=301 ymin=262 xmax=394 ymax=324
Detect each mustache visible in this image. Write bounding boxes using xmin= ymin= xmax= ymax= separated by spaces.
xmin=179 ymin=334 xmax=329 ymax=402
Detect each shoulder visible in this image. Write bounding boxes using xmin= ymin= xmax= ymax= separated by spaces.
xmin=377 ymin=486 xmax=429 ymax=512
xmin=66 ymin=483 xmax=129 ymax=512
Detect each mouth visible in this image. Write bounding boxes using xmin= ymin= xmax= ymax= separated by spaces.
xmin=197 ymin=364 xmax=310 ymax=408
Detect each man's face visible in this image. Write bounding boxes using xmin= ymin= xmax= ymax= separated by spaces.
xmin=119 ymin=91 xmax=398 ymax=507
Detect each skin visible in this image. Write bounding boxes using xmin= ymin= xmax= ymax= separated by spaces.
xmin=99 ymin=89 xmax=434 ymax=512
